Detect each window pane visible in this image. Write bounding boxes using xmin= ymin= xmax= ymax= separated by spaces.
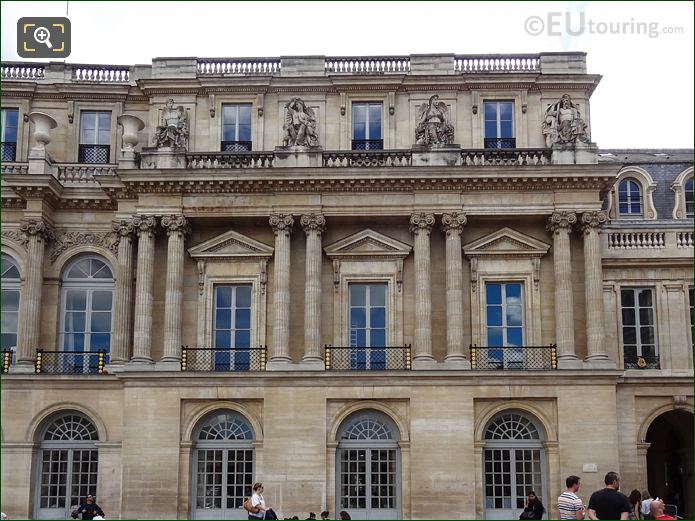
xmin=640 ymin=327 xmax=655 ymax=345
xmin=216 ymin=287 xmax=232 ymax=308
xmin=90 ymin=312 xmax=111 ymax=333
xmin=484 ymin=121 xmax=498 ymax=139
xmin=91 ymin=291 xmax=112 ymax=311
xmin=353 ymin=122 xmax=366 ymax=140
xmin=499 ymin=102 xmax=513 ymax=120
xmin=223 ymin=106 xmax=237 ymax=125
xmin=81 ymin=112 xmax=97 ymax=130
xmin=98 ymin=129 xmax=110 ymax=146
xmin=622 ymin=308 xmax=636 ymax=325
xmin=500 ymin=120 xmax=513 ymax=138
xmin=506 ymin=306 xmax=523 ymax=327
xmin=351 ymin=308 xmax=366 ymax=328
xmin=235 ymin=330 xmax=250 ymax=348
xmin=97 ymin=113 xmax=111 ymax=130
xmin=487 ymin=306 xmax=503 ymax=327
xmin=352 ymin=104 xmax=366 ymax=123
xmin=216 ymin=309 xmax=231 ymax=330
xmin=91 ymin=333 xmax=110 ymax=350
xmin=370 ymin=329 xmax=386 ymax=347
xmin=215 ymin=330 xmax=231 ymax=349
xmin=507 ymin=328 xmax=523 ymax=347
xmin=484 ymin=102 xmax=497 ymax=120
xmin=486 ymin=284 xmax=502 ymax=305
xmin=370 ymin=284 xmax=386 ymax=306
xmin=488 ymin=327 xmax=503 ymax=347
xmin=238 ymin=124 xmax=252 ymax=141
xmin=621 ymin=290 xmax=635 ymax=307
xmin=235 ymin=308 xmax=251 ymax=329
xmin=639 ymin=308 xmax=654 ymax=326
xmin=1 ymin=289 xmax=19 ymax=310
xmin=65 ymin=312 xmax=86 ymax=333
xmin=370 ymin=308 xmax=386 ymax=329
xmin=623 ymin=327 xmax=637 ymax=345
xmin=235 ymin=285 xmax=252 ymax=308
xmin=238 ymin=104 xmax=251 ymax=124
xmin=350 ymin=285 xmax=366 ymax=306
xmin=638 ymin=289 xmax=653 ymax=307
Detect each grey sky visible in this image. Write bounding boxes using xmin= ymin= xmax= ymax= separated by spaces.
xmin=2 ymin=1 xmax=693 ymax=149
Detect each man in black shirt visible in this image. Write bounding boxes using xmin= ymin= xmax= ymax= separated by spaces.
xmin=587 ymin=472 xmax=632 ymax=520
xmin=74 ymin=494 xmax=105 ymax=520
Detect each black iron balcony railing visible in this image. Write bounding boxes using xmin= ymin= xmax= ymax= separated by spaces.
xmin=324 ymin=345 xmax=412 ymax=371
xmin=469 ymin=345 xmax=557 ymax=370
xmin=221 ymin=140 xmax=252 ymax=152
xmin=78 ymin=144 xmax=110 ymax=164
xmin=624 ymin=354 xmax=660 ymax=369
xmin=2 ymin=349 xmax=14 ymax=373
xmin=351 ymin=139 xmax=384 ymax=150
xmin=484 ymin=137 xmax=516 ymax=149
xmin=35 ymin=349 xmax=108 ymax=374
xmin=1 ymin=141 xmax=17 ymax=161
xmin=180 ymin=346 xmax=267 ymax=372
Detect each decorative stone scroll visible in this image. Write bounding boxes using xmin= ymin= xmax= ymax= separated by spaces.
xmin=415 ymin=95 xmax=454 ymax=146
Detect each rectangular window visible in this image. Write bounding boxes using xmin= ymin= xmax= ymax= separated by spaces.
xmin=221 ymin=104 xmax=252 ymax=151
xmin=1 ymin=108 xmax=19 ymax=161
xmin=621 ymin=288 xmax=657 ymax=368
xmin=1 ymin=289 xmax=19 ymax=352
xmin=352 ymin=103 xmax=383 ymax=150
xmin=483 ymin=101 xmax=515 ymax=148
xmin=689 ymin=287 xmax=694 ymax=345
xmin=214 ymin=284 xmax=252 ymax=370
xmin=485 ymin=282 xmax=524 ymax=368
xmin=349 ymin=283 xmax=387 ymax=370
xmin=79 ymin=111 xmax=111 ymax=163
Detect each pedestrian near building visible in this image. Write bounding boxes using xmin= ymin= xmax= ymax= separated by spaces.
xmin=519 ymin=490 xmax=545 ymax=520
xmin=320 ymin=511 xmax=329 ymax=520
xmin=628 ymin=490 xmax=642 ymax=519
xmin=339 ymin=511 xmax=351 ymax=520
xmin=587 ymin=472 xmax=632 ymax=520
xmin=248 ymin=482 xmax=278 ymax=520
xmin=558 ymin=475 xmax=586 ymax=520
xmin=73 ymin=495 xmax=105 ymax=521
xmin=641 ymin=491 xmax=654 ymax=520
xmin=649 ymin=499 xmax=676 ymax=520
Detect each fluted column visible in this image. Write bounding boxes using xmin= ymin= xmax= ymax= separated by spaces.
xmin=301 ymin=213 xmax=326 ymax=365
xmin=110 ymin=219 xmax=135 ymax=365
xmin=410 ymin=212 xmax=435 ymax=367
xmin=580 ymin=211 xmax=613 ymax=367
xmin=441 ymin=213 xmax=468 ymax=367
xmin=269 ymin=214 xmax=294 ymax=365
xmin=14 ymin=219 xmax=52 ymax=371
xmin=159 ymin=215 xmax=189 ymax=367
xmin=131 ymin=215 xmax=157 ymax=365
xmin=547 ymin=211 xmax=580 ymax=368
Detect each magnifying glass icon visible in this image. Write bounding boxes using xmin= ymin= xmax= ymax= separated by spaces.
xmin=33 ymin=26 xmax=53 ymax=49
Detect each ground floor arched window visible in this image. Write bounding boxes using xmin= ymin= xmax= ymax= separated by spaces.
xmin=192 ymin=410 xmax=255 ymax=520
xmin=35 ymin=413 xmax=99 ymax=520
xmin=483 ymin=411 xmax=546 ymax=520
xmin=336 ymin=410 xmax=401 ymax=520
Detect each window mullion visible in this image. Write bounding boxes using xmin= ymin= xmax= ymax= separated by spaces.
xmin=496 ymin=103 xmax=502 ymax=139
xmin=1 ymin=110 xmax=5 ymax=141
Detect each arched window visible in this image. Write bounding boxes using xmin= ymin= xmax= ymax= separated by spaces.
xmin=1 ymin=254 xmax=21 ymax=355
xmin=618 ymin=179 xmax=643 ymax=216
xmin=483 ymin=411 xmax=546 ymax=520
xmin=685 ymin=177 xmax=694 ymax=218
xmin=59 ymin=256 xmax=114 ymax=371
xmin=35 ymin=413 xmax=99 ymax=519
xmin=336 ymin=410 xmax=400 ymax=519
xmin=192 ymin=411 xmax=255 ymax=520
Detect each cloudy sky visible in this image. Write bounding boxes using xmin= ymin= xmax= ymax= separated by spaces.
xmin=2 ymin=1 xmax=693 ymax=149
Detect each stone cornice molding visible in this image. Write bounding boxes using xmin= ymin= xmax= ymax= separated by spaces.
xmin=409 ymin=212 xmax=435 ymax=234
xmin=441 ymin=212 xmax=467 ymax=236
xmin=300 ymin=213 xmax=326 ymax=235
xmin=269 ymin=213 xmax=295 ymax=235
xmin=546 ymin=211 xmax=578 ymax=234
xmin=579 ymin=210 xmax=608 ymax=234
xmin=160 ymin=214 xmax=191 ymax=237
xmin=132 ymin=215 xmax=158 ymax=237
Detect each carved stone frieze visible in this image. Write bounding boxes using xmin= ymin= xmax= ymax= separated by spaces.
xmin=49 ymin=230 xmax=119 ymax=263
xmin=1 ymin=228 xmax=28 ymax=248
xmin=546 ymin=211 xmax=577 ymax=234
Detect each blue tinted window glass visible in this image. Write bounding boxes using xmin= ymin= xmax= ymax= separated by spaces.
xmin=484 ymin=102 xmax=497 ymax=120
xmin=238 ymin=105 xmax=252 ymax=124
xmin=352 ymin=329 xmax=366 ymax=347
xmin=352 ymin=104 xmax=366 ymax=123
xmin=487 ymin=306 xmax=503 ymax=327
xmin=507 ymin=328 xmax=523 ymax=347
xmin=350 ymin=285 xmax=366 ymax=306
xmin=235 ymin=286 xmax=252 ymax=307
xmin=97 ymin=113 xmax=111 ymax=130
xmin=353 ymin=122 xmax=366 ymax=140
xmin=369 ymin=120 xmax=381 ymax=139
xmin=484 ymin=121 xmax=497 ymax=139
xmin=3 ymin=109 xmax=18 ymax=142
xmin=370 ymin=308 xmax=386 ymax=329
xmin=631 ymin=202 xmax=642 ymax=214
xmin=506 ymin=283 xmax=521 ymax=300
xmin=216 ymin=287 xmax=232 ymax=308
xmin=65 ymin=312 xmax=86 ymax=332
xmin=370 ymin=284 xmax=386 ymax=306
xmin=371 ymin=329 xmax=386 ymax=347
xmin=507 ymin=306 xmax=523 ymax=327
xmin=351 ymin=308 xmax=366 ymax=328
xmin=90 ymin=312 xmax=111 ymax=333
xmin=223 ymin=106 xmax=237 ymax=125
xmin=487 ymin=327 xmax=503 ymax=347
xmin=500 ymin=121 xmax=513 ymax=138
xmin=216 ymin=308 xmax=231 ymax=330
xmin=235 ymin=309 xmax=251 ymax=329
xmin=91 ymin=333 xmax=111 ymax=350
xmin=5 ymin=109 xmax=18 ymax=128
xmin=66 ymin=290 xmax=87 ymax=311
xmin=65 ymin=333 xmax=85 ymax=352
xmin=215 ymin=330 xmax=231 ymax=349
xmin=235 ymin=330 xmax=250 ymax=348
xmin=499 ymin=102 xmax=513 ymax=120
xmin=619 ymin=180 xmax=629 ymax=196
xmin=486 ymin=284 xmax=502 ymax=305
xmin=238 ymin=124 xmax=252 ymax=141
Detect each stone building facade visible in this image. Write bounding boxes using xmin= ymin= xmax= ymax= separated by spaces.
xmin=0 ymin=53 xmax=692 ymax=520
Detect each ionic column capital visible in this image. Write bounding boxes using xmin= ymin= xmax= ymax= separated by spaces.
xmin=161 ymin=214 xmax=190 ymax=237
xmin=300 ymin=213 xmax=326 ymax=235
xmin=269 ymin=213 xmax=295 ymax=235
xmin=20 ymin=218 xmax=54 ymax=243
xmin=579 ymin=210 xmax=608 ymax=234
xmin=132 ymin=215 xmax=158 ymax=237
xmin=441 ymin=212 xmax=467 ymax=236
xmin=546 ymin=211 xmax=577 ymax=234
xmin=409 ymin=212 xmax=435 ymax=235
xmin=111 ymin=218 xmax=135 ymax=238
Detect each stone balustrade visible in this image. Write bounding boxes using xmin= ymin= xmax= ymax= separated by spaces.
xmin=461 ymin=149 xmax=551 ymax=166
xmin=325 ymin=56 xmax=411 ymax=74
xmin=1 ymin=163 xmax=29 ymax=175
xmin=186 ymin=152 xmax=275 ymax=169
xmin=56 ymin=163 xmax=117 ymax=182
xmin=454 ymin=54 xmax=540 ymax=73
xmin=676 ymin=231 xmax=694 ymax=248
xmin=71 ymin=64 xmax=131 ymax=82
xmin=197 ymin=57 xmax=281 ymax=75
xmin=1 ymin=62 xmax=45 ymax=79
xmin=607 ymin=231 xmax=666 ymax=249
xmin=322 ymin=150 xmax=412 ymax=168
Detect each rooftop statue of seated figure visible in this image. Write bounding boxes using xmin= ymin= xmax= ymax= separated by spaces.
xmin=542 ymin=94 xmax=589 ymax=148
xmin=153 ymin=98 xmax=189 ymax=150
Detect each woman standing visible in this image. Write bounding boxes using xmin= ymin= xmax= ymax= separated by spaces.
xmin=520 ymin=491 xmax=546 ymax=520
xmin=628 ymin=490 xmax=642 ymax=519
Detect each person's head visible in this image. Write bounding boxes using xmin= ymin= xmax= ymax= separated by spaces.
xmin=320 ymin=511 xmax=329 ymax=520
xmin=642 ymin=490 xmax=652 ymax=500
xmin=628 ymin=489 xmax=642 ymax=505
xmin=85 ymin=494 xmax=94 ymax=503
xmin=339 ymin=511 xmax=351 ymax=520
xmin=166 ymin=98 xmax=175 ymax=108
xmin=429 ymin=94 xmax=439 ymax=105
xmin=650 ymin=499 xmax=665 ymax=517
xmin=527 ymin=491 xmax=538 ymax=503
xmin=309 ymin=513 xmax=316 ymax=519
xmin=604 ymin=471 xmax=620 ymax=489
xmin=253 ymin=482 xmax=264 ymax=493
xmin=566 ymin=475 xmax=581 ymax=492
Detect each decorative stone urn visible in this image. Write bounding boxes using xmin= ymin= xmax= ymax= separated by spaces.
xmin=117 ymin=114 xmax=145 ymax=151
xmin=28 ymin=112 xmax=57 ymax=150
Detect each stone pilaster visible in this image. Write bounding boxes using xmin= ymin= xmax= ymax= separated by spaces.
xmin=441 ymin=213 xmax=469 ymax=368
xmin=13 ymin=219 xmax=53 ymax=372
xmin=109 ymin=219 xmax=135 ymax=366
xmin=158 ymin=215 xmax=190 ymax=369
xmin=410 ymin=212 xmax=435 ymax=368
xmin=580 ymin=211 xmax=614 ymax=368
xmin=300 ymin=213 xmax=326 ymax=367
xmin=268 ymin=214 xmax=294 ymax=367
xmin=130 ymin=215 xmax=157 ymax=367
xmin=547 ymin=211 xmax=580 ymax=368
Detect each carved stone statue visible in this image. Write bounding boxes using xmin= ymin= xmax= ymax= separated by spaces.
xmin=282 ymin=97 xmax=319 ymax=147
xmin=542 ymin=94 xmax=589 ymax=148
xmin=153 ymin=98 xmax=189 ymax=149
xmin=415 ymin=95 xmax=454 ymax=146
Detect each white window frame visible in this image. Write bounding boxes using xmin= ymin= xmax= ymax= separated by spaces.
xmin=671 ymin=167 xmax=694 ymax=219
xmin=483 ymin=100 xmax=515 ymax=139
xmin=1 ymin=107 xmax=19 ymax=143
xmin=619 ymin=287 xmax=658 ymax=358
xmin=609 ymin=167 xmax=658 ymax=220
xmin=351 ymin=102 xmax=383 ymax=141
xmin=1 ymin=253 xmax=21 ymax=353
xmin=485 ymin=282 xmax=525 ymax=347
xmin=221 ymin=103 xmax=252 ymax=145
xmin=348 ymin=283 xmax=388 ymax=348
xmin=79 ymin=111 xmax=111 ymax=145
xmin=617 ymin=178 xmax=643 ymax=216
